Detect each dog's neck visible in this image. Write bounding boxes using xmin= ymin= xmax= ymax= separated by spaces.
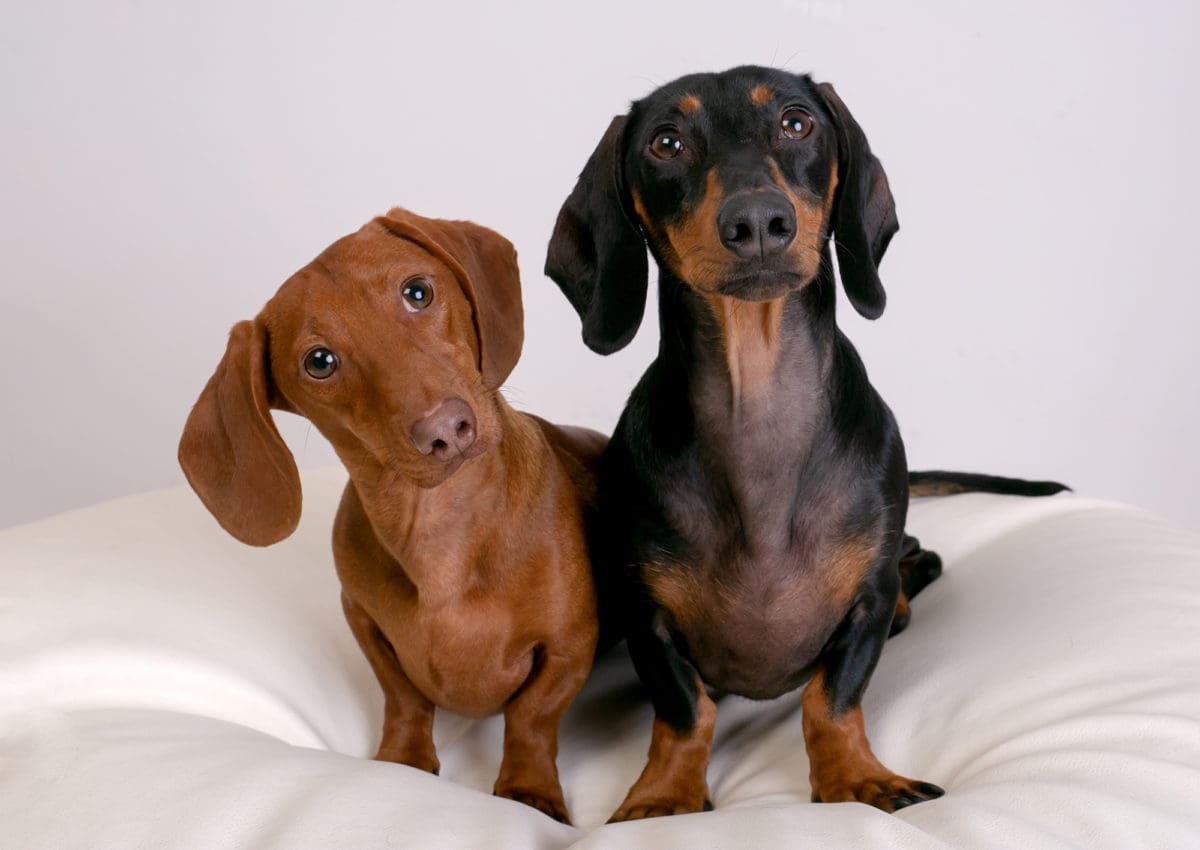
xmin=657 ymin=261 xmax=844 ymax=542
xmin=661 ymin=262 xmax=839 ymax=416
xmin=337 ymin=397 xmax=547 ymax=599
xmin=695 ymin=292 xmax=790 ymax=406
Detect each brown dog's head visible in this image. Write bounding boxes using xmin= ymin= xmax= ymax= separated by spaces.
xmin=546 ymin=66 xmax=897 ymax=354
xmin=178 ymin=208 xmax=524 ymax=546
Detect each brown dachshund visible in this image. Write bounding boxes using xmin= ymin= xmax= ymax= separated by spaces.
xmin=178 ymin=208 xmax=604 ymax=823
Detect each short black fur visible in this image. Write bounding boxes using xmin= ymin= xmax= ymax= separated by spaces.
xmin=546 ymin=65 xmax=1067 ymax=816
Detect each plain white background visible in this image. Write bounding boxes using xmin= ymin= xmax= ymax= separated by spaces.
xmin=2 ymin=0 xmax=1197 ymax=530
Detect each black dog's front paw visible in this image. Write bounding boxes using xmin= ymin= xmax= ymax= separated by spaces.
xmin=495 ymin=779 xmax=571 ymax=824
xmin=812 ymin=773 xmax=944 ymax=813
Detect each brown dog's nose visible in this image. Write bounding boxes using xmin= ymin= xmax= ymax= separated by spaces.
xmin=718 ymin=190 xmax=796 ymax=259
xmin=410 ymin=397 xmax=477 ymax=462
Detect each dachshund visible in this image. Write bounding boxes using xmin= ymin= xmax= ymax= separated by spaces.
xmin=180 ymin=208 xmax=604 ymax=823
xmin=545 ymin=66 xmax=1066 ymax=821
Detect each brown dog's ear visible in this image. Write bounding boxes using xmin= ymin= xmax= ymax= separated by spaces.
xmin=817 ymin=82 xmax=898 ymax=320
xmin=545 ymin=116 xmax=649 ymax=355
xmin=178 ymin=319 xmax=301 ymax=546
xmin=380 ymin=209 xmax=524 ymax=390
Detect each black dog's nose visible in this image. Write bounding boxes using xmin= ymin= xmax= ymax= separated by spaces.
xmin=410 ymin=397 xmax=476 ymax=462
xmin=717 ymin=191 xmax=796 ymax=259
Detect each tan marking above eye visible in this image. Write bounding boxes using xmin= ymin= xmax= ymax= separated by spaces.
xmin=750 ymin=85 xmax=773 ymax=106
xmin=678 ymin=94 xmax=702 ymax=115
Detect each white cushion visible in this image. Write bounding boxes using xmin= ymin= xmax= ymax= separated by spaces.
xmin=3 ymin=469 xmax=1198 ymax=848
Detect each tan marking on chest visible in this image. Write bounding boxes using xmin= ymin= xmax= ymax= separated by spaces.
xmin=699 ymin=293 xmax=787 ymax=401
xmin=645 ymin=535 xmax=878 ymax=651
xmin=645 ymin=564 xmax=723 ymax=635
xmin=813 ymin=535 xmax=878 ymax=607
xmin=644 ymin=536 xmax=877 ymax=699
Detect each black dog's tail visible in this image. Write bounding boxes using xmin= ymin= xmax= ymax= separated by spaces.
xmin=908 ymin=470 xmax=1070 ymax=498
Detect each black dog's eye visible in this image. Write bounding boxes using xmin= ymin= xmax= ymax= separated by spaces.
xmin=303 ymin=347 xmax=338 ymax=380
xmin=780 ymin=108 xmax=814 ymax=140
xmin=401 ymin=278 xmax=435 ymax=312
xmin=649 ymin=128 xmax=684 ymax=159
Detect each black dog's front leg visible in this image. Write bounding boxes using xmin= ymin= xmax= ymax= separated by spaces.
xmin=609 ymin=606 xmax=716 ymax=822
xmin=802 ymin=557 xmax=945 ymax=812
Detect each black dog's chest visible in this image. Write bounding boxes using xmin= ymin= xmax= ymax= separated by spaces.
xmin=646 ymin=531 xmax=878 ymax=700
xmin=644 ymin=457 xmax=883 ymax=700
xmin=617 ymin=350 xmax=893 ymax=699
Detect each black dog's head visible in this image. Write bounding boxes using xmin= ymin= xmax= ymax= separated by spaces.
xmin=546 ymin=66 xmax=898 ymax=354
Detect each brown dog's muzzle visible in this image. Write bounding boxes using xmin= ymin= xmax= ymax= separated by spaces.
xmin=717 ymin=189 xmax=796 ymax=260
xmin=409 ymin=397 xmax=478 ymax=463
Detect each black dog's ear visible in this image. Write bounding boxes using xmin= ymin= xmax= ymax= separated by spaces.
xmin=545 ymin=116 xmax=649 ymax=354
xmin=817 ymin=82 xmax=898 ymax=320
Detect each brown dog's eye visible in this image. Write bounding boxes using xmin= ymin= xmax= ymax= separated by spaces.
xmin=650 ymin=129 xmax=684 ymax=159
xmin=401 ymin=278 xmax=434 ymax=312
xmin=303 ymin=347 xmax=338 ymax=379
xmin=780 ymin=108 xmax=814 ymax=140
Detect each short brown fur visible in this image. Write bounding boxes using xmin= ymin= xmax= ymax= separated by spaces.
xmin=179 ymin=208 xmax=602 ymax=824
xmin=767 ymin=158 xmax=832 ymax=276
xmin=647 ymin=532 xmax=877 ymax=641
xmin=642 ymin=164 xmax=833 ymax=296
xmin=816 ymin=536 xmax=880 ymax=608
xmin=610 ymin=674 xmax=716 ymax=821
xmin=700 ymin=293 xmax=787 ymax=401
xmin=661 ymin=169 xmax=729 ymax=291
xmin=802 ymin=671 xmax=936 ymax=811
xmin=677 ymin=94 xmax=702 ymax=115
xmin=909 ymin=480 xmax=971 ymax=497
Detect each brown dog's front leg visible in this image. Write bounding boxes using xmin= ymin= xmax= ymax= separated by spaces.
xmin=494 ymin=646 xmax=591 ymax=824
xmin=342 ymin=594 xmax=439 ymax=774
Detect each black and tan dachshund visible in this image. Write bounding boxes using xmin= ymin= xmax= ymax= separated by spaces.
xmin=545 ymin=66 xmax=1066 ymax=821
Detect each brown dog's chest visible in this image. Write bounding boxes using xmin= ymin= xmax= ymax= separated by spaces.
xmin=352 ymin=573 xmax=540 ymax=719
xmin=333 ymin=471 xmax=593 ymax=720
